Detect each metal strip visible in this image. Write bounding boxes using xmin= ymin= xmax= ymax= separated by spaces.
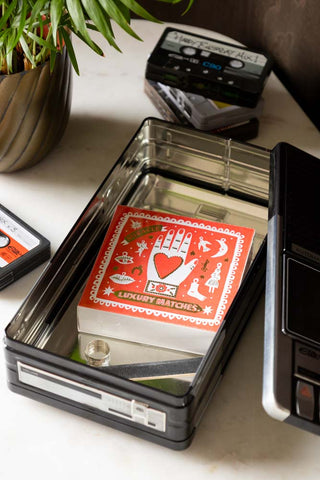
xmin=17 ymin=361 xmax=166 ymax=432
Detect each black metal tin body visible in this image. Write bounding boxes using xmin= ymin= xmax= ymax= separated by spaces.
xmin=4 ymin=118 xmax=270 ymax=449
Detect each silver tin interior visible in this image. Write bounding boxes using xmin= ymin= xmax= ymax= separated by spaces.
xmin=6 ymin=118 xmax=270 ymax=396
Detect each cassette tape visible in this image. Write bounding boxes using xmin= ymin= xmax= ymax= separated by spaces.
xmin=0 ymin=204 xmax=50 ymax=289
xmin=146 ymin=28 xmax=273 ymax=108
xmin=144 ymin=79 xmax=260 ymax=141
xmin=156 ymin=82 xmax=264 ymax=131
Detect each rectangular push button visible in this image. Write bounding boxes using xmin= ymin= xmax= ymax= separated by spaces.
xmin=296 ymin=380 xmax=315 ymax=420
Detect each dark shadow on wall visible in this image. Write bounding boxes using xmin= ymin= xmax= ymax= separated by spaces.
xmin=138 ymin=0 xmax=320 ymax=130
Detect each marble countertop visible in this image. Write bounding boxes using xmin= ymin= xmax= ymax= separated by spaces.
xmin=1 ymin=20 xmax=320 ymax=480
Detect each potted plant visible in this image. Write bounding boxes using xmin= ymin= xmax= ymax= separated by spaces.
xmin=0 ymin=0 xmax=194 ymax=172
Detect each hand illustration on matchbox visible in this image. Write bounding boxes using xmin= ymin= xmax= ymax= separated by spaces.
xmin=77 ymin=206 xmax=255 ymax=354
xmin=146 ymin=229 xmax=198 ymax=298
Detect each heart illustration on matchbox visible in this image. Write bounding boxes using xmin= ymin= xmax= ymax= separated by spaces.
xmin=154 ymin=253 xmax=183 ymax=279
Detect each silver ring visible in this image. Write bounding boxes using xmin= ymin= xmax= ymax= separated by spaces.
xmin=84 ymin=339 xmax=111 ymax=367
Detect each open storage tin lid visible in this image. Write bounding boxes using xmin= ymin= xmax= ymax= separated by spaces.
xmin=5 ymin=117 xmax=274 ymax=449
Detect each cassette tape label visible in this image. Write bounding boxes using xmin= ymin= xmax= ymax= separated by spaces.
xmin=161 ymin=30 xmax=267 ymax=77
xmin=0 ymin=204 xmax=50 ymax=289
xmin=0 ymin=235 xmax=28 ymax=267
xmin=0 ymin=208 xmax=40 ymax=266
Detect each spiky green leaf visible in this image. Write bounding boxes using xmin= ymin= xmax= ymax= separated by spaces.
xmin=66 ymin=0 xmax=102 ymax=55
xmin=81 ymin=0 xmax=120 ymax=50
xmin=50 ymin=0 xmax=64 ymax=46
xmin=60 ymin=26 xmax=79 ymax=75
xmin=27 ymin=0 xmax=47 ymax=32
xmin=14 ymin=0 xmax=28 ymax=45
xmin=25 ymin=30 xmax=57 ymax=51
xmin=98 ymin=0 xmax=141 ymax=41
xmin=49 ymin=47 xmax=56 ymax=72
xmin=118 ymin=0 xmax=161 ymax=23
xmin=113 ymin=0 xmax=130 ymax=23
xmin=68 ymin=24 xmax=104 ymax=56
xmin=5 ymin=30 xmax=16 ymax=73
xmin=19 ymin=32 xmax=37 ymax=67
xmin=0 ymin=0 xmax=18 ymax=31
xmin=182 ymin=0 xmax=194 ymax=15
xmin=5 ymin=28 xmax=16 ymax=54
xmin=149 ymin=0 xmax=194 ymax=15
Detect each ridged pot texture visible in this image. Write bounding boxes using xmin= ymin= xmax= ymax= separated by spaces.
xmin=0 ymin=48 xmax=72 ymax=172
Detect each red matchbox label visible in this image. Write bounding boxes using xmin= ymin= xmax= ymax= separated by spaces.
xmin=79 ymin=205 xmax=255 ymax=333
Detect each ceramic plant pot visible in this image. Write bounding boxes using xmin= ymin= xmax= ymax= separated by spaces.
xmin=0 ymin=47 xmax=72 ymax=173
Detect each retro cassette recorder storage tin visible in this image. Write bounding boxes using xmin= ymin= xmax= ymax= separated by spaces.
xmin=5 ymin=117 xmax=304 ymax=449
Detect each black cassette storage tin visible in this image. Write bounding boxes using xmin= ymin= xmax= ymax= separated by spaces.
xmin=4 ymin=118 xmax=270 ymax=449
xmin=145 ymin=28 xmax=273 ymax=108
